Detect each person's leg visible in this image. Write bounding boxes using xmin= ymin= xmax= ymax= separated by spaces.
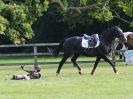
xmin=12 ymin=75 xmax=25 ymax=80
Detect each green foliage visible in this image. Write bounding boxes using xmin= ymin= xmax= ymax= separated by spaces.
xmin=22 ymin=0 xmax=49 ymax=24
xmin=49 ymin=0 xmax=133 ymax=28
xmin=0 ymin=0 xmax=49 ymax=44
xmin=61 ymin=0 xmax=68 ymax=7
xmin=0 ymin=16 xmax=9 ymax=34
xmin=80 ymin=0 xmax=87 ymax=6
xmin=130 ymin=21 xmax=133 ymax=27
xmin=1 ymin=3 xmax=32 ymax=44
xmin=118 ymin=1 xmax=133 ymax=17
xmin=89 ymin=4 xmax=113 ymax=21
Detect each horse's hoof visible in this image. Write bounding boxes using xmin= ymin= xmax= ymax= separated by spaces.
xmin=79 ymin=71 xmax=82 ymax=75
xmin=91 ymin=72 xmax=94 ymax=75
xmin=56 ymin=73 xmax=60 ymax=76
xmin=116 ymin=72 xmax=119 ymax=75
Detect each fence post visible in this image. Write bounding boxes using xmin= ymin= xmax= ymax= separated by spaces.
xmin=34 ymin=46 xmax=38 ymax=66
xmin=112 ymin=41 xmax=115 ymax=65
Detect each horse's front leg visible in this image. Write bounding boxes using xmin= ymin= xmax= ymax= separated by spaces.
xmin=91 ymin=57 xmax=101 ymax=75
xmin=102 ymin=55 xmax=119 ymax=75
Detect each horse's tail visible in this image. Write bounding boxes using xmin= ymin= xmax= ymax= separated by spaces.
xmin=47 ymin=40 xmax=65 ymax=57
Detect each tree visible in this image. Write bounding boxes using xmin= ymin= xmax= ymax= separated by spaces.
xmin=118 ymin=0 xmax=133 ymax=27
xmin=0 ymin=0 xmax=49 ymax=44
xmin=49 ymin=0 xmax=133 ymax=28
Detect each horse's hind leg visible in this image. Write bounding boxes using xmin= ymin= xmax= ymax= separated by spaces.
xmin=56 ymin=55 xmax=69 ymax=76
xmin=71 ymin=54 xmax=82 ymax=75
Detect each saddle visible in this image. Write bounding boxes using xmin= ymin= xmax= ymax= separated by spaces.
xmin=82 ymin=34 xmax=100 ymax=48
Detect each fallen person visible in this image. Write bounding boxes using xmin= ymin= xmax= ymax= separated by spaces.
xmin=12 ymin=64 xmax=41 ymax=80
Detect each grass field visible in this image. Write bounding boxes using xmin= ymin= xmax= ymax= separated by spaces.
xmin=0 ymin=57 xmax=133 ymax=99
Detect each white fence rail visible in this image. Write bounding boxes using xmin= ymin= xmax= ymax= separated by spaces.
xmin=0 ymin=43 xmax=124 ymax=66
xmin=0 ymin=43 xmax=59 ymax=66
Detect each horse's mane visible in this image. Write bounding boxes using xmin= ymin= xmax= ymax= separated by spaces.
xmin=101 ymin=26 xmax=117 ymax=36
xmin=101 ymin=26 xmax=120 ymax=42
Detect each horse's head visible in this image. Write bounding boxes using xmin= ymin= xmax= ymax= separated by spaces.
xmin=113 ymin=26 xmax=126 ymax=43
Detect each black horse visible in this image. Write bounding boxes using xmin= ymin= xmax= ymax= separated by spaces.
xmin=49 ymin=26 xmax=126 ymax=75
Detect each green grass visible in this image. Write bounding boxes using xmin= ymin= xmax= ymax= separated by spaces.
xmin=0 ymin=56 xmax=97 ymax=63
xmin=0 ymin=60 xmax=133 ymax=99
xmin=0 ymin=55 xmax=119 ymax=63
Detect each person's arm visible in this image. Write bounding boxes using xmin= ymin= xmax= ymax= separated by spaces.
xmin=21 ymin=65 xmax=35 ymax=73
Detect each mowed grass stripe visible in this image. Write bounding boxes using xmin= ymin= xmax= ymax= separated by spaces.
xmin=0 ymin=62 xmax=133 ymax=99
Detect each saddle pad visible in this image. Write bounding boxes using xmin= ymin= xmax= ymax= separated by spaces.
xmin=82 ymin=38 xmax=89 ymax=48
xmin=81 ymin=34 xmax=100 ymax=48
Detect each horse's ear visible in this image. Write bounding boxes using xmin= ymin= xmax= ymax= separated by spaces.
xmin=112 ymin=25 xmax=119 ymax=29
xmin=113 ymin=26 xmax=119 ymax=29
xmin=114 ymin=25 xmax=122 ymax=30
xmin=117 ymin=24 xmax=121 ymax=28
xmin=113 ymin=24 xmax=120 ymax=28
